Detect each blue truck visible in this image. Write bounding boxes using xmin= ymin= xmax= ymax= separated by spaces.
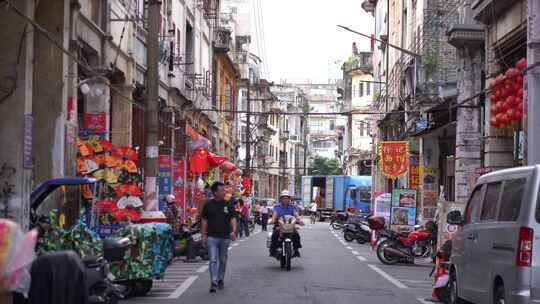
xmin=301 ymin=175 xmax=372 ymax=220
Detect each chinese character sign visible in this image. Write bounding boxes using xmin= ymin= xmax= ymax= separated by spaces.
xmin=379 ymin=141 xmax=409 ymax=179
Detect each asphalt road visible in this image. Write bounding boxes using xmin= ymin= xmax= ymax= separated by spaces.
xmin=127 ymin=220 xmax=435 ymax=304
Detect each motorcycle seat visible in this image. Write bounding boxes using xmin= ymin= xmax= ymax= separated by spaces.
xmin=82 ymin=256 xmax=104 ymax=267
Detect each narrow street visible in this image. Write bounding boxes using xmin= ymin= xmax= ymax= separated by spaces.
xmin=127 ymin=221 xmax=433 ymax=304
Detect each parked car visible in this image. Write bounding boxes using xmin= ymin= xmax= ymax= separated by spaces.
xmin=446 ymin=165 xmax=540 ymax=304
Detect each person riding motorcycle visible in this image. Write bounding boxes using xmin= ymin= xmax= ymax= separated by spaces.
xmin=269 ymin=190 xmax=304 ymax=257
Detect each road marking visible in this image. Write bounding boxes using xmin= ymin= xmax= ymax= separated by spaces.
xmin=417 ymin=298 xmax=432 ymax=304
xmin=232 ymin=243 xmax=239 ymax=247
xmin=367 ymin=264 xmax=408 ymax=289
xmin=196 ymin=265 xmax=208 ymax=273
xmin=351 ymin=250 xmax=360 ymax=255
xmin=346 ymin=246 xmax=353 ymax=250
xmin=356 ymin=255 xmax=366 ymax=262
xmin=167 ymin=275 xmax=198 ymax=299
xmin=239 ymin=239 xmax=245 ymax=242
xmin=228 ymin=246 xmax=232 ymax=250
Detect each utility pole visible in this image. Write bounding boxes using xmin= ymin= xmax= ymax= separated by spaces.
xmin=144 ymin=0 xmax=161 ymax=210
xmin=245 ymin=72 xmax=252 ymax=174
xmin=527 ymin=0 xmax=540 ymax=165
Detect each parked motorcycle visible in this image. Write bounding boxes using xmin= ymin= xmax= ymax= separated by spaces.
xmin=176 ymin=222 xmax=209 ymax=260
xmin=267 ymin=216 xmax=299 ymax=271
xmin=330 ymin=212 xmax=349 ymax=230
xmin=376 ymin=223 xmax=436 ymax=265
xmin=343 ymin=221 xmax=371 ymax=244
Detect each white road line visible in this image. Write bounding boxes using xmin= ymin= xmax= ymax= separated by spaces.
xmin=417 ymin=298 xmax=432 ymax=304
xmin=228 ymin=246 xmax=232 ymax=250
xmin=356 ymin=255 xmax=366 ymax=262
xmin=351 ymin=250 xmax=360 ymax=255
xmin=196 ymin=265 xmax=209 ymax=273
xmin=367 ymin=264 xmax=407 ymax=289
xmin=167 ymin=275 xmax=199 ymax=299
xmin=346 ymin=246 xmax=353 ymax=250
xmin=232 ymin=243 xmax=239 ymax=247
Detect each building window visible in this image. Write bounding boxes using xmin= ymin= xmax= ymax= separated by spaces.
xmin=330 ymin=120 xmax=335 ymax=130
xmin=366 ymin=83 xmax=371 ymax=96
xmin=359 ymin=83 xmax=364 ymax=97
xmin=359 ymin=123 xmax=364 ymax=136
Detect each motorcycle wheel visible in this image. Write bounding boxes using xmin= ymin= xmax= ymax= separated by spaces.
xmin=343 ymin=232 xmax=355 ymax=242
xmin=280 ymin=255 xmax=286 ymax=269
xmin=106 ymin=293 xmax=119 ymax=304
xmin=376 ymin=240 xmax=401 ymax=265
xmin=356 ymin=236 xmax=368 ymax=244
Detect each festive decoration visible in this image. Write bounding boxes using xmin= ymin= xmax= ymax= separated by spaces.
xmin=207 ymin=152 xmax=228 ymax=167
xmin=189 ymin=149 xmax=208 ymax=174
xmin=379 ymin=141 xmax=409 ymax=179
xmin=190 ymin=137 xmax=211 ymax=151
xmin=112 ymin=146 xmax=138 ymax=161
xmin=241 ymin=176 xmax=252 ymax=195
xmin=489 ymin=58 xmax=526 ymax=129
xmin=220 ymin=160 xmax=236 ymax=172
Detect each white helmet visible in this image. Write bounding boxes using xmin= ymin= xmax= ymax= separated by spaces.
xmin=279 ymin=190 xmax=291 ymax=198
xmin=166 ymin=194 xmax=176 ymax=203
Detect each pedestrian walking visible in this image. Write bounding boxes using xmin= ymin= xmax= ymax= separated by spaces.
xmin=201 ymin=182 xmax=237 ymax=293
xmin=238 ymin=200 xmax=250 ymax=238
xmin=260 ymin=201 xmax=269 ymax=231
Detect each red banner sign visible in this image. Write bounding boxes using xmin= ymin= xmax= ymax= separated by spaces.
xmin=379 ymin=141 xmax=409 ymax=179
xmin=83 ymin=112 xmax=107 ymax=133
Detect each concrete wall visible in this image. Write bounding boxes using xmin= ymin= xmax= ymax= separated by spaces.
xmin=0 ymin=0 xmax=34 ymax=228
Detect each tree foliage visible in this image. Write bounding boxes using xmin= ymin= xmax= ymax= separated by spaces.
xmin=308 ymin=157 xmax=343 ymax=176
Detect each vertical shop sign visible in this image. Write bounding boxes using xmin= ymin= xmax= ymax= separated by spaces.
xmin=379 ymin=141 xmax=409 ymax=179
xmin=172 ymin=160 xmax=186 ymax=220
xmin=158 ymin=155 xmax=172 ymax=210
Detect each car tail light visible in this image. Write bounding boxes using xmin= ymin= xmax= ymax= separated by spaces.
xmin=517 ymin=227 xmax=534 ymax=267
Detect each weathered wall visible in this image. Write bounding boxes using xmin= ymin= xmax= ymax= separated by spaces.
xmin=0 ymin=0 xmax=34 ymax=228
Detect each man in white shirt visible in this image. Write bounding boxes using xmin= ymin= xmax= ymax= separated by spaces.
xmin=259 ymin=201 xmax=270 ymax=231
xmin=309 ymin=201 xmax=318 ymax=214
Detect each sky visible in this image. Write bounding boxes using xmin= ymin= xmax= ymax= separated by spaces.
xmin=251 ymin=0 xmax=375 ymax=83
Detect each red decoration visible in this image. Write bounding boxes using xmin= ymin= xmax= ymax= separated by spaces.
xmin=242 ymin=176 xmax=252 ymax=195
xmin=220 ymin=161 xmax=236 ymax=172
xmin=189 ymin=148 xmax=208 ymax=174
xmin=116 ymin=184 xmax=142 ymax=198
xmin=83 ymin=113 xmax=107 ymax=133
xmin=208 ymin=152 xmax=228 ymax=168
xmin=379 ymin=141 xmax=409 ymax=179
xmin=112 ymin=146 xmax=138 ymax=161
xmin=516 ymin=58 xmax=528 ymax=70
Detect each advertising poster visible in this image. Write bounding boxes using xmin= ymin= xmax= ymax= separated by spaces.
xmin=373 ymin=192 xmax=391 ymax=224
xmin=392 ymin=188 xmax=417 ymax=207
xmin=391 ymin=207 xmax=416 ymax=226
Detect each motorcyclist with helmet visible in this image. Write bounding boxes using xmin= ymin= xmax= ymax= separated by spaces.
xmin=269 ymin=190 xmax=304 ymax=258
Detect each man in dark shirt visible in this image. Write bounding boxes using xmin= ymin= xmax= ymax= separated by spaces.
xmin=201 ymin=182 xmax=237 ymax=293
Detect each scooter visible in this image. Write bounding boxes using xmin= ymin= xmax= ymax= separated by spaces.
xmin=430 ymin=240 xmax=452 ymax=303
xmin=343 ymin=221 xmax=371 ymax=244
xmin=267 ymin=216 xmax=299 ymax=271
xmin=176 ymin=222 xmax=209 ymax=261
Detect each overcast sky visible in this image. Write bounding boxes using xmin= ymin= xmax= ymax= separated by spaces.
xmin=251 ymin=0 xmax=375 ymax=83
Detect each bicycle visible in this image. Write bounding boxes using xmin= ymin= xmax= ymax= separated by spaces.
xmin=310 ymin=211 xmax=317 ymax=224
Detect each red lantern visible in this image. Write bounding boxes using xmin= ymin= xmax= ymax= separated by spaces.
xmin=505 ymin=67 xmax=519 ymax=79
xmin=516 ymin=58 xmax=528 ymax=70
xmin=501 ymin=114 xmax=511 ymax=125
xmin=506 ymin=109 xmax=515 ymax=121
xmin=517 ymin=89 xmax=524 ymax=99
xmin=513 ymin=110 xmax=522 ymax=121
xmin=506 ymin=96 xmax=516 ymax=107
xmin=495 ymin=74 xmax=505 ymax=85
xmin=490 ymin=117 xmax=499 ymax=128
xmin=221 ymin=161 xmax=236 ymax=172
xmin=207 ymin=152 xmax=228 ymax=168
xmin=189 ymin=148 xmax=209 ymax=174
xmin=490 ymin=104 xmax=498 ymax=115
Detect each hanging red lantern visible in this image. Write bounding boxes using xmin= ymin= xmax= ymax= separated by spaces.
xmin=490 ymin=117 xmax=500 ymax=128
xmin=516 ymin=58 xmax=528 ymax=70
xmin=220 ymin=161 xmax=236 ymax=172
xmin=517 ymin=89 xmax=524 ymax=99
xmin=505 ymin=67 xmax=519 ymax=79
xmin=189 ymin=148 xmax=209 ymax=174
xmin=495 ymin=74 xmax=505 ymax=85
xmin=207 ymin=152 xmax=228 ymax=168
xmin=506 ymin=96 xmax=516 ymax=107
xmin=490 ymin=104 xmax=498 ymax=115
xmin=513 ymin=110 xmax=522 ymax=121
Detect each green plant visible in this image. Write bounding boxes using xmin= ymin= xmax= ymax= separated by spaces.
xmin=344 ymin=55 xmax=359 ymax=71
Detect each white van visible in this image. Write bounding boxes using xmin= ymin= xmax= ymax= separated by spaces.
xmin=446 ymin=165 xmax=540 ymax=304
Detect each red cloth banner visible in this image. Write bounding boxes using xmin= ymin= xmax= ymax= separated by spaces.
xmin=379 ymin=141 xmax=409 ymax=179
